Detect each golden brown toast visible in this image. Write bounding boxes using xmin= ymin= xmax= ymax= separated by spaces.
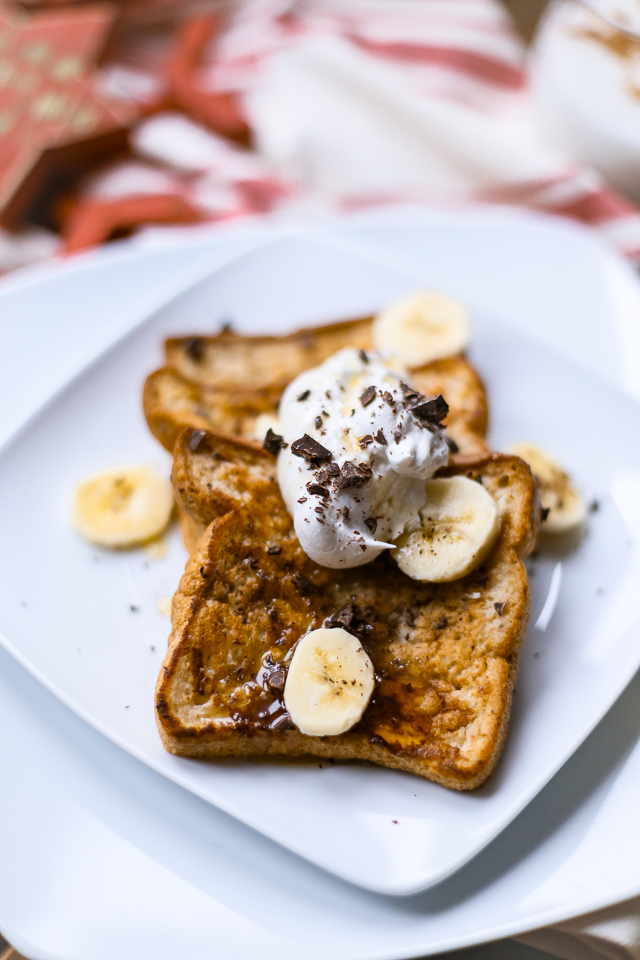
xmin=144 ymin=317 xmax=489 ymax=457
xmin=158 ymin=429 xmax=539 ymax=790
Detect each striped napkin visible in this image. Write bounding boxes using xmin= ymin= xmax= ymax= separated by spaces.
xmin=75 ymin=0 xmax=640 ymax=264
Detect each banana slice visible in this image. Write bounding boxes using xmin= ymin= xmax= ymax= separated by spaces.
xmin=284 ymin=627 xmax=375 ymax=736
xmin=372 ymin=291 xmax=470 ymax=369
xmin=394 ymin=476 xmax=500 ymax=582
xmin=508 ymin=443 xmax=586 ymax=533
xmin=73 ymin=465 xmax=174 ymax=548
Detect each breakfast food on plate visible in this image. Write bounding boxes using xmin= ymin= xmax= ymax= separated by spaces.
xmin=73 ymin=465 xmax=174 ymax=548
xmin=156 ymin=428 xmax=539 ymax=789
xmin=507 ymin=443 xmax=587 ymax=534
xmin=143 ymin=289 xmax=543 ymax=789
xmin=143 ymin=310 xmax=488 ymax=459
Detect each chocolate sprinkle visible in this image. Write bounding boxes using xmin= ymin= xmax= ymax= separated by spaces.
xmin=291 ymin=434 xmax=333 ymax=464
xmin=336 ymin=460 xmax=373 ymax=489
xmin=292 ymin=572 xmax=319 ymax=594
xmin=399 ymin=381 xmax=423 ymax=405
xmin=411 ymin=393 xmax=449 ymax=425
xmin=325 ymin=602 xmax=359 ymax=630
xmin=315 ymin=462 xmax=340 ymax=484
xmin=263 ymin=428 xmax=286 ymax=456
xmin=359 ymin=385 xmax=377 ymax=407
xmin=375 ymin=428 xmax=387 ymax=445
xmin=271 ymin=713 xmax=295 ymax=732
xmin=188 ymin=429 xmax=207 ymax=452
xmin=184 ymin=337 xmax=204 ymax=362
xmin=306 ymin=482 xmax=329 ymax=498
xmin=435 ymin=615 xmax=447 ymax=630
xmin=494 ymin=601 xmax=507 ymax=616
xmin=266 ymin=544 xmax=282 ymax=555
xmin=297 ymin=389 xmax=310 ymax=402
xmin=265 ymin=669 xmax=286 ymax=693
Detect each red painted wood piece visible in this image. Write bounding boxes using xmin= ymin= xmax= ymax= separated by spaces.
xmin=62 ymin=192 xmax=203 ymax=251
xmin=0 ymin=1 xmax=138 ymax=228
xmin=165 ymin=14 xmax=250 ymax=142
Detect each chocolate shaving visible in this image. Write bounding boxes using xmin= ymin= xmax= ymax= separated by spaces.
xmin=325 ymin=602 xmax=359 ymax=630
xmin=435 ymin=615 xmax=447 ymax=630
xmin=540 ymin=507 xmax=551 ymax=522
xmin=336 ymin=460 xmax=373 ymax=489
xmin=265 ymin=669 xmax=286 ymax=693
xmin=292 ymin=572 xmax=319 ymax=593
xmin=358 ymin=434 xmax=374 ymax=449
xmin=364 ymin=517 xmax=378 ymax=534
xmin=358 ymin=349 xmax=369 ymax=363
xmin=266 ymin=544 xmax=281 ymax=555
xmin=393 ymin=428 xmax=402 ymax=444
xmin=375 ymin=428 xmax=387 ymax=445
xmin=445 ymin=435 xmax=459 ymax=454
xmin=494 ymin=601 xmax=507 ymax=616
xmin=359 ymin=385 xmax=376 ymax=407
xmin=306 ymin=481 xmax=329 ymax=498
xmin=340 ymin=505 xmax=350 ymax=521
xmin=399 ymin=381 xmax=423 ymax=405
xmin=184 ymin=337 xmax=204 ymax=362
xmin=188 ymin=429 xmax=207 ymax=452
xmin=315 ymin=462 xmax=340 ymax=484
xmin=411 ymin=393 xmax=449 ymax=425
xmin=271 ymin=713 xmax=295 ymax=732
xmin=291 ymin=434 xmax=333 ymax=464
xmin=297 ymin=389 xmax=310 ymax=402
xmin=399 ymin=381 xmax=449 ymax=425
xmin=382 ymin=391 xmax=396 ymax=410
xmin=315 ymin=416 xmax=323 ymax=429
xmin=263 ymin=428 xmax=286 ymax=456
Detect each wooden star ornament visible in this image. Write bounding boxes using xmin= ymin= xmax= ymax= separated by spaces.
xmin=0 ymin=1 xmax=139 ymax=229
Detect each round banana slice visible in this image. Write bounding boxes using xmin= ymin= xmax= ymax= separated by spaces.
xmin=394 ymin=476 xmax=500 ymax=582
xmin=73 ymin=465 xmax=174 ymax=548
xmin=508 ymin=443 xmax=586 ymax=533
xmin=284 ymin=627 xmax=375 ymax=737
xmin=372 ymin=291 xmax=470 ymax=369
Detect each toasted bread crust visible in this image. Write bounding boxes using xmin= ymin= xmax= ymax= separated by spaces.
xmin=143 ymin=317 xmax=489 ymax=457
xmin=157 ymin=431 xmax=539 ymax=790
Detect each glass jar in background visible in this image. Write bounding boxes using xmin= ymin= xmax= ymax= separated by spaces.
xmin=530 ymin=0 xmax=640 ymax=204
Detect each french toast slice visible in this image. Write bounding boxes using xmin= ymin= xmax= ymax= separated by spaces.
xmin=158 ymin=429 xmax=539 ymax=790
xmin=144 ymin=317 xmax=489 ymax=457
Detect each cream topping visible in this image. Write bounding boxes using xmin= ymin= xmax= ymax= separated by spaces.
xmin=276 ymin=348 xmax=449 ymax=568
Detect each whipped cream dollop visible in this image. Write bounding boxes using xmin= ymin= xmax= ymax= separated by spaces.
xmin=276 ymin=349 xmax=449 ymax=568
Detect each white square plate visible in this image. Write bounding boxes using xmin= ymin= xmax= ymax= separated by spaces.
xmin=1 ymin=235 xmax=639 ymax=896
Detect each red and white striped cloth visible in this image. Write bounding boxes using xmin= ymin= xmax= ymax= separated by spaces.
xmin=6 ymin=0 xmax=640 ymax=268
